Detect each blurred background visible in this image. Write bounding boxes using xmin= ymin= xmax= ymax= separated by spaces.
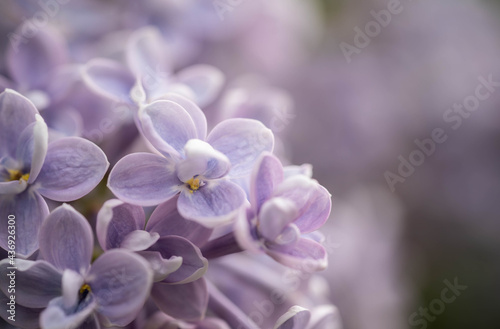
xmin=2 ymin=0 xmax=500 ymax=328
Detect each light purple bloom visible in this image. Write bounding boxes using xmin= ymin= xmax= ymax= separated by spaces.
xmin=235 ymin=153 xmax=331 ymax=271
xmin=96 ymin=198 xmax=210 ymax=320
xmin=1 ymin=26 xmax=68 ymax=111
xmin=82 ymin=26 xmax=225 ymax=109
xmin=0 ymin=204 xmax=153 ymax=328
xmin=0 ymin=89 xmax=109 ymax=258
xmin=108 ymin=97 xmax=274 ymax=227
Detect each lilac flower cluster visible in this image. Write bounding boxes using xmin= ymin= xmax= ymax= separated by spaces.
xmin=0 ymin=5 xmax=336 ymax=328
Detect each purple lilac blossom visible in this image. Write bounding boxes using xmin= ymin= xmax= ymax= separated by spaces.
xmin=0 ymin=204 xmax=153 ymax=329
xmin=96 ymin=198 xmax=210 ymax=320
xmin=234 ymin=153 xmax=331 ymax=271
xmin=108 ymin=97 xmax=274 ymax=227
xmin=0 ymin=89 xmax=108 ymax=258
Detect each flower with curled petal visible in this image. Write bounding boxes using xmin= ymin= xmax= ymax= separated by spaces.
xmin=0 ymin=89 xmax=109 ymax=258
xmin=235 ymin=153 xmax=331 ymax=271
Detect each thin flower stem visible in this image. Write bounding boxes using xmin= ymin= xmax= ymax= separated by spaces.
xmin=207 ymin=279 xmax=261 ymax=329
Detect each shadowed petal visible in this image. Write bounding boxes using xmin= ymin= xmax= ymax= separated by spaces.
xmin=88 ymin=249 xmax=153 ymax=327
xmin=7 ymin=26 xmax=67 ymax=89
xmin=96 ymin=199 xmax=146 ymax=250
xmin=0 ymin=259 xmax=61 ymax=308
xmin=136 ymin=251 xmax=182 ymax=282
xmin=35 ymin=137 xmax=109 ymax=202
xmin=139 ymin=100 xmax=197 ymax=157
xmin=250 ymin=153 xmax=284 ymax=212
xmin=0 ymin=190 xmax=49 ymax=258
xmin=147 ymin=196 xmax=213 ymax=247
xmin=176 ymin=139 xmax=230 ymax=182
xmin=15 ymin=115 xmax=48 ymax=183
xmin=151 ymin=278 xmax=208 ymax=321
xmin=267 ymin=238 xmax=328 ymax=272
xmin=83 ymin=58 xmax=135 ymax=104
xmin=0 ymin=290 xmax=43 ymax=328
xmin=39 ymin=204 xmax=93 ymax=273
xmin=207 ymin=118 xmax=274 ymax=178
xmin=274 ymin=306 xmax=311 ymax=329
xmin=108 ymin=153 xmax=180 ymax=207
xmin=0 ymin=89 xmax=38 ymax=157
xmin=150 ymin=236 xmax=208 ymax=284
xmin=177 ymin=180 xmax=246 ymax=228
xmin=176 ymin=64 xmax=224 ymax=107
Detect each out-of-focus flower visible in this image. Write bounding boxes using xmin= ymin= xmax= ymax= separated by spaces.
xmin=0 ymin=204 xmax=153 ymax=328
xmin=0 ymin=89 xmax=108 ymax=258
xmin=235 ymin=153 xmax=331 ymax=271
xmin=108 ymin=98 xmax=273 ymax=227
xmin=83 ymin=26 xmax=225 ymax=109
xmin=96 ymin=198 xmax=210 ymax=321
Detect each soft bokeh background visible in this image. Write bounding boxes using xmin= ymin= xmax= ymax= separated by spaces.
xmin=2 ymin=0 xmax=500 ymax=328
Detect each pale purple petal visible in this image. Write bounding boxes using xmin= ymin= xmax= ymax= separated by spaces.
xmin=0 ymin=290 xmax=43 ymax=328
xmin=96 ymin=199 xmax=146 ymax=250
xmin=61 ymin=269 xmax=84 ymax=309
xmin=35 ymin=137 xmax=109 ymax=202
xmin=283 ymin=164 xmax=313 ymax=179
xmin=0 ymin=259 xmax=61 ymax=308
xmin=176 ymin=139 xmax=230 ymax=182
xmin=250 ymin=153 xmax=284 ymax=212
xmin=108 ymin=153 xmax=180 ymax=207
xmin=151 ymin=278 xmax=208 ymax=321
xmin=0 ymin=180 xmax=28 ymax=195
xmin=39 ymin=204 xmax=93 ymax=273
xmin=0 ymin=89 xmax=38 ymax=157
xmin=15 ymin=115 xmax=48 ymax=183
xmin=120 ymin=230 xmax=160 ymax=251
xmin=126 ymin=26 xmax=170 ymax=75
xmin=139 ymin=100 xmax=197 ymax=157
xmin=88 ymin=249 xmax=153 ymax=327
xmin=0 ymin=189 xmax=49 ymax=258
xmin=147 ymin=196 xmax=213 ymax=247
xmin=83 ymin=58 xmax=135 ymax=104
xmin=258 ymin=197 xmax=298 ymax=241
xmin=267 ymin=238 xmax=328 ymax=271
xmin=7 ymin=26 xmax=67 ymax=89
xmin=175 ymin=64 xmax=224 ymax=107
xmin=274 ymin=306 xmax=311 ymax=329
xmin=149 ymin=236 xmax=208 ymax=284
xmin=40 ymin=296 xmax=97 ymax=329
xmin=207 ymin=118 xmax=274 ymax=178
xmin=157 ymin=93 xmax=207 ymax=140
xmin=136 ymin=250 xmax=182 ymax=282
xmin=307 ymin=305 xmax=342 ymax=329
xmin=177 ymin=180 xmax=246 ymax=228
xmin=274 ymin=176 xmax=332 ymax=233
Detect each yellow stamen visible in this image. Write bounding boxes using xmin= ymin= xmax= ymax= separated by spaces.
xmin=186 ymin=177 xmax=201 ymax=193
xmin=79 ymin=284 xmax=91 ymax=300
xmin=7 ymin=170 xmax=30 ymax=183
